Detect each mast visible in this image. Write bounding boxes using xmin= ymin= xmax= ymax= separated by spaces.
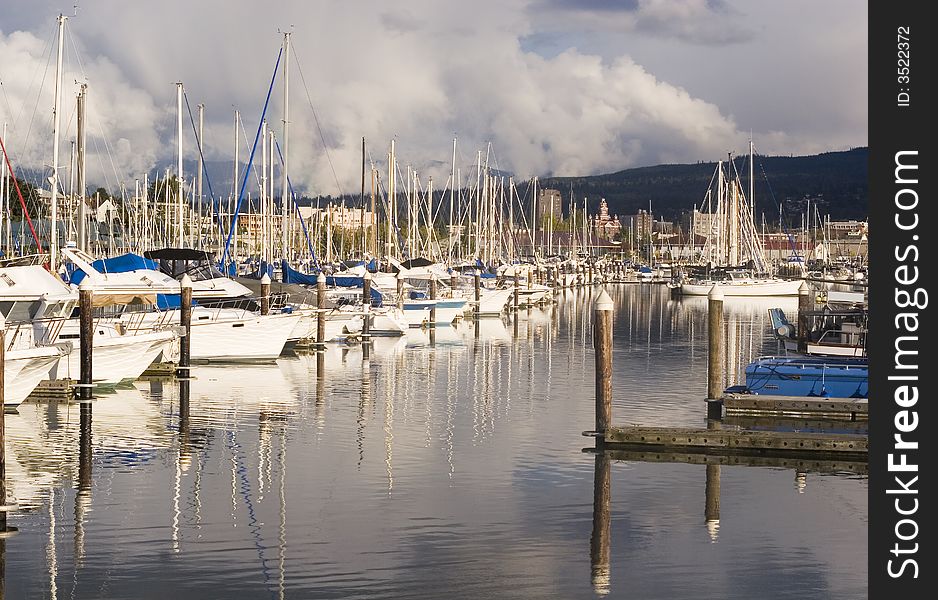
xmin=360 ymin=137 xmax=366 ymax=258
xmin=50 ymin=14 xmax=67 ymax=270
xmin=175 ymin=82 xmax=185 ymax=247
xmin=76 ymin=84 xmax=87 ymax=252
xmin=197 ymin=102 xmax=204 ymax=247
xmin=749 ymin=137 xmax=754 ymax=214
xmin=449 ymin=136 xmax=456 ymax=260
xmin=232 ymin=109 xmax=239 ymax=250
xmin=1 ymin=122 xmax=6 ymax=255
xmin=261 ymin=120 xmax=268 ymax=261
xmin=387 ymin=139 xmax=395 ymax=260
xmin=370 ymin=167 xmax=377 ymax=257
xmin=280 ymin=31 xmax=291 ymax=261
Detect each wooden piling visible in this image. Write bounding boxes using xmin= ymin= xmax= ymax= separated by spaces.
xmin=590 ymin=452 xmax=611 ymax=595
xmin=396 ymin=270 xmax=405 ymax=310
xmin=0 ymin=314 xmax=9 ymax=527
xmin=179 ymin=274 xmax=192 ymax=376
xmin=593 ymin=290 xmax=614 ymax=434
xmin=704 ymin=420 xmax=721 ymax=541
xmin=450 ymin=272 xmax=458 ymax=291
xmin=362 ymin=272 xmax=372 ymax=342
xmin=513 ymin=273 xmax=520 ymax=312
xmin=79 ymin=280 xmax=94 ymax=402
xmin=317 ymin=273 xmax=326 ymax=345
xmin=706 ymin=285 xmax=724 ymax=414
xmin=474 ymin=270 xmax=481 ymax=318
xmin=797 ymin=280 xmax=811 ymax=352
xmin=260 ymin=272 xmax=271 ymax=315
xmin=429 ymin=277 xmax=438 ymax=326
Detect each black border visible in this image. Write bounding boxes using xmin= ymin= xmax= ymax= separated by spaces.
xmin=869 ymin=2 xmax=932 ymax=597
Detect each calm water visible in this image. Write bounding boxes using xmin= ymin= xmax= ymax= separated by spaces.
xmin=4 ymin=285 xmax=867 ymax=599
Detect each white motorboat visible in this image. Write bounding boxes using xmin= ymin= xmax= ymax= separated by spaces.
xmin=3 ymin=343 xmax=71 ymax=406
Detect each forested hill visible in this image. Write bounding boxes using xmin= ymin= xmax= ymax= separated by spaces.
xmin=536 ymin=147 xmax=868 ymax=223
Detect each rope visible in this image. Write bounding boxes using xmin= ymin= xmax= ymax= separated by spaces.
xmin=0 ymin=134 xmax=43 ymax=253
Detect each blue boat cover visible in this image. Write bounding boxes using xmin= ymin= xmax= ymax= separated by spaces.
xmin=282 ymin=260 xmax=382 ymax=306
xmin=69 ymin=253 xmax=160 ymax=286
xmin=68 ymin=252 xmax=189 ymax=309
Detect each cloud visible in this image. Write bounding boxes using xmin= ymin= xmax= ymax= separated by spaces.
xmin=0 ymin=1 xmax=862 ymax=200
xmin=527 ymin=0 xmax=754 ymax=45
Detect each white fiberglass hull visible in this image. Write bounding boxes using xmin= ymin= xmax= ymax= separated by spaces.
xmin=371 ymin=307 xmax=408 ymax=336
xmin=680 ymin=279 xmax=802 ymax=297
xmin=188 ymin=312 xmax=301 ymax=361
xmin=52 ymin=330 xmax=177 ymax=387
xmin=4 ymin=345 xmax=68 ymax=406
xmin=475 ymin=288 xmax=514 ymax=315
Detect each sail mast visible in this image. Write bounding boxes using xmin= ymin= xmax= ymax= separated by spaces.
xmin=50 ymin=14 xmax=67 ymax=270
xmin=280 ymin=31 xmax=291 ymax=262
xmin=176 ymin=82 xmax=185 ymax=247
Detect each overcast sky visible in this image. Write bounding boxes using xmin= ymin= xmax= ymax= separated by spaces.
xmin=0 ymin=0 xmax=867 ymax=197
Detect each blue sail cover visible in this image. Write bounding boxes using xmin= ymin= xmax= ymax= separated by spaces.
xmin=68 ymin=253 xmax=160 ymax=286
xmin=68 ymin=252 xmax=186 ymax=310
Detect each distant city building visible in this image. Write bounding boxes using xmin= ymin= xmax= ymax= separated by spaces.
xmin=827 ymin=220 xmax=868 ymax=239
xmin=591 ymin=198 xmax=621 ymax=239
xmin=621 ymin=209 xmax=654 ymax=243
xmin=537 ymin=188 xmax=563 ymax=220
xmin=681 ymin=209 xmax=717 ymax=238
xmin=298 ymin=204 xmax=377 ymax=230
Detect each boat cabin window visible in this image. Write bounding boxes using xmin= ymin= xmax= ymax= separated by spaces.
xmin=0 ymin=300 xmax=42 ymax=322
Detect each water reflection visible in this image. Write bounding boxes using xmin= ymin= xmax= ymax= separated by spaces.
xmin=4 ymin=285 xmax=865 ymax=599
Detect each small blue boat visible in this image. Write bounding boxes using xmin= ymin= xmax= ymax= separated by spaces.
xmin=734 ymin=356 xmax=868 ymax=398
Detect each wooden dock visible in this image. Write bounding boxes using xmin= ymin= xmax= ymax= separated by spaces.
xmin=140 ymin=361 xmax=178 ymax=378
xmin=720 ymin=393 xmax=867 ymax=420
xmin=25 ymin=378 xmax=75 ymax=403
xmin=588 ymin=425 xmax=867 ymax=460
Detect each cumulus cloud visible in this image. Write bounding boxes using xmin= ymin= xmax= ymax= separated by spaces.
xmin=0 ymin=0 xmax=863 ymax=199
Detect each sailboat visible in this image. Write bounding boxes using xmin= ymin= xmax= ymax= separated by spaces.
xmin=677 ymin=143 xmax=802 ymax=297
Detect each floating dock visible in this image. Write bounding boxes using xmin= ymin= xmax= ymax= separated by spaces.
xmin=719 ymin=393 xmax=867 ymax=420
xmin=591 ymin=425 xmax=866 ymax=458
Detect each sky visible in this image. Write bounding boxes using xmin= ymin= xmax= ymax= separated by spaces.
xmin=0 ymin=0 xmax=867 ymax=198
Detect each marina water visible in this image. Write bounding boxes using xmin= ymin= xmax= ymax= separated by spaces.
xmin=5 ymin=285 xmax=867 ymax=599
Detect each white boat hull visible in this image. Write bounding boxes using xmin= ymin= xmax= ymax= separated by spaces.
xmin=4 ymin=345 xmax=68 ymax=406
xmin=189 ymin=313 xmax=300 ymax=361
xmin=680 ymin=279 xmax=802 ymax=297
xmin=474 ymin=288 xmax=513 ymax=315
xmin=51 ymin=330 xmax=177 ymax=387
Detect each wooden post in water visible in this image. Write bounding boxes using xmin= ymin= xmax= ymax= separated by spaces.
xmin=705 ymin=420 xmax=721 ymax=542
xmin=179 ymin=274 xmax=192 ymax=377
xmin=79 ymin=279 xmax=95 ymax=402
xmin=590 ymin=452 xmax=611 ymax=595
xmin=362 ymin=272 xmax=372 ymax=360
xmin=474 ymin=270 xmax=481 ymax=318
xmin=317 ymin=272 xmax=326 ymax=346
xmin=0 ymin=314 xmax=13 ymax=533
xmin=513 ymin=272 xmax=520 ymax=312
xmin=74 ymin=398 xmax=92 ymax=561
xmin=593 ymin=290 xmax=614 ymax=434
xmin=707 ymin=285 xmax=724 ymax=418
xmin=450 ymin=271 xmax=459 ymax=293
xmin=396 ymin=270 xmax=405 ymax=310
xmin=260 ymin=273 xmax=271 ymax=315
xmin=797 ymin=280 xmax=811 ymax=353
xmin=429 ymin=277 xmax=438 ymax=327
